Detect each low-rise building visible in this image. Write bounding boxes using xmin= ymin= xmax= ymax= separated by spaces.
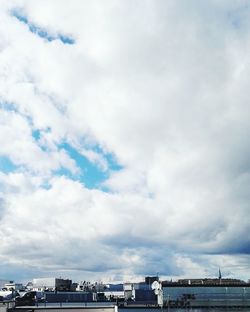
xmin=32 ymin=278 xmax=72 ymax=291
xmin=4 ymin=282 xmax=24 ymax=291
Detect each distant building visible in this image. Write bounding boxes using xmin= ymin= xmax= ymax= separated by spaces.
xmin=32 ymin=278 xmax=72 ymax=291
xmin=43 ymin=291 xmax=94 ymax=303
xmin=101 ymin=284 xmax=124 ymax=301
xmin=133 ymin=289 xmax=157 ymax=303
xmin=162 ymin=279 xmax=250 ymax=307
xmin=123 ymin=283 xmax=133 ymax=301
xmin=168 ymin=278 xmax=246 ymax=286
xmin=123 ymin=281 xmax=157 ymax=304
xmin=103 ymin=290 xmax=124 ymax=301
xmin=105 ymin=284 xmax=123 ymax=291
xmin=76 ymin=281 xmax=92 ymax=292
xmin=145 ymin=276 xmax=159 ymax=286
xmin=4 ymin=282 xmax=24 ymax=291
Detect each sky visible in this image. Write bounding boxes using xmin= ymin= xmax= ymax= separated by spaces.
xmin=0 ymin=0 xmax=250 ymax=284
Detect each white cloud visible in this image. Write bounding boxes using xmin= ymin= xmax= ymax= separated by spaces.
xmin=78 ymin=149 xmax=108 ymax=172
xmin=0 ymin=109 xmax=77 ymax=175
xmin=0 ymin=0 xmax=250 ymax=282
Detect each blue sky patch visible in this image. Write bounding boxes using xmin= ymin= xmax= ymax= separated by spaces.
xmin=12 ymin=10 xmax=75 ymax=45
xmin=32 ymin=129 xmax=41 ymax=141
xmin=58 ymin=34 xmax=75 ymax=45
xmin=0 ymin=101 xmax=18 ymax=112
xmin=59 ymin=143 xmax=122 ymax=189
xmin=31 ymin=128 xmax=52 ymax=152
xmin=93 ymin=145 xmax=123 ymax=171
xmin=0 ymin=156 xmax=18 ymax=173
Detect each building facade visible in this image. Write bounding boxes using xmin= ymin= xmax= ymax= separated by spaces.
xmin=162 ymin=280 xmax=250 ymax=307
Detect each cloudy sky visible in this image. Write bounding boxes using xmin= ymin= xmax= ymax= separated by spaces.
xmin=0 ymin=0 xmax=250 ymax=283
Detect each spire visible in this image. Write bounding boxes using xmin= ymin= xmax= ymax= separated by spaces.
xmin=219 ymin=268 xmax=222 ymax=280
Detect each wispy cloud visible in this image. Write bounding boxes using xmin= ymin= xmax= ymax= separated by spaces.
xmin=11 ymin=9 xmax=75 ymax=44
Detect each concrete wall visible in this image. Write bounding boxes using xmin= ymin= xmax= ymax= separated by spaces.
xmin=0 ymin=304 xmax=7 ymax=312
xmin=0 ymin=301 xmax=15 ymax=312
xmin=33 ymin=308 xmax=115 ymax=312
xmin=14 ymin=306 xmax=117 ymax=312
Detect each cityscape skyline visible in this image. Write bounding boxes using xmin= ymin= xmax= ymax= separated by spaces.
xmin=1 ymin=271 xmax=249 ymax=287
xmin=0 ymin=1 xmax=250 ymax=282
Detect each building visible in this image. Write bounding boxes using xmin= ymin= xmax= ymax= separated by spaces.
xmin=43 ymin=292 xmax=94 ymax=303
xmin=162 ymin=279 xmax=250 ymax=307
xmin=32 ymin=278 xmax=72 ymax=291
xmin=176 ymin=278 xmax=245 ymax=285
xmin=103 ymin=284 xmax=124 ymax=301
xmin=145 ymin=276 xmax=159 ymax=286
xmin=3 ymin=282 xmax=24 ymax=291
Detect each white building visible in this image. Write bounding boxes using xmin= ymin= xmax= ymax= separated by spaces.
xmin=4 ymin=282 xmax=24 ymax=291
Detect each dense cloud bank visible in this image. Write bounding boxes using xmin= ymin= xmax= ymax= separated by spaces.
xmin=0 ymin=0 xmax=250 ymax=282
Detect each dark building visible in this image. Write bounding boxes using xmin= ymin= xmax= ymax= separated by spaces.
xmin=134 ymin=289 xmax=157 ymax=304
xmin=145 ymin=276 xmax=159 ymax=286
xmin=44 ymin=292 xmax=93 ymax=303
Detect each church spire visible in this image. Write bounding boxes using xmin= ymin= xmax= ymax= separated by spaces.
xmin=219 ymin=268 xmax=222 ymax=281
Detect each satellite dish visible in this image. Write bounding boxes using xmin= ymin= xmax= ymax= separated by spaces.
xmin=151 ymin=281 xmax=160 ymax=290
